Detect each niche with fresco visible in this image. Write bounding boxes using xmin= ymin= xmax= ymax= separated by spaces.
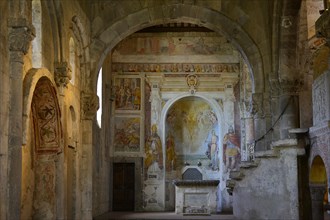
xmin=164 ymin=96 xmax=222 ymax=209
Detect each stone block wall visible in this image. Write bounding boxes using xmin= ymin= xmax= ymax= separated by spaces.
xmin=233 ymin=145 xmax=304 ymax=220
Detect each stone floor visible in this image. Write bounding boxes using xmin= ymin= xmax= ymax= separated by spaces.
xmin=94 ymin=212 xmax=234 ymax=220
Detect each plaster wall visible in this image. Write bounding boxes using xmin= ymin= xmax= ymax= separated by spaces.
xmin=233 ymin=147 xmax=302 ymax=220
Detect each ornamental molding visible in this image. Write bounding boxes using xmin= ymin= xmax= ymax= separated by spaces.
xmin=186 ymin=74 xmax=198 ymax=94
xmin=112 ymin=62 xmax=239 ymax=73
xmin=8 ymin=18 xmax=35 ymax=55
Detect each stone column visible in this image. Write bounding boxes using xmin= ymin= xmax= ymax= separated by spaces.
xmin=7 ymin=18 xmax=34 ymax=220
xmin=54 ymin=62 xmax=71 ymax=220
xmin=250 ymin=93 xmax=267 ymax=151
xmin=80 ymin=92 xmax=99 ymax=219
xmin=310 ymin=184 xmax=326 ymax=220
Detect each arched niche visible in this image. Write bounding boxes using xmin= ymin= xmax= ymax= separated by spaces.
xmin=310 ymin=155 xmax=327 ymax=185
xmin=21 ymin=73 xmax=62 ymax=219
xmin=160 ymin=94 xmax=224 ymax=172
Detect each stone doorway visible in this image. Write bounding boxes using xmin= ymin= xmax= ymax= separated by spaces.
xmin=113 ymin=163 xmax=135 ymax=211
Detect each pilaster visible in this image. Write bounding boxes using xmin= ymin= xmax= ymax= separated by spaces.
xmin=6 ymin=17 xmax=34 ymax=220
xmin=80 ymin=92 xmax=99 ymax=219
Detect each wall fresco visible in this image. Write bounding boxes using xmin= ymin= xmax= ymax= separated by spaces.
xmin=114 ymin=117 xmax=140 ymax=152
xmin=113 ymin=36 xmax=234 ymax=56
xmin=114 ymin=77 xmax=141 ymax=111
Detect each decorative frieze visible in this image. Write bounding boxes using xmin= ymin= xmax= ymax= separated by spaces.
xmin=81 ymin=92 xmax=99 ymax=120
xmin=54 ymin=62 xmax=72 ymax=88
xmin=112 ymin=63 xmax=239 ymax=73
xmin=8 ymin=18 xmax=35 ymax=55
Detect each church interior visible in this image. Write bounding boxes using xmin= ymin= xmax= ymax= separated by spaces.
xmin=1 ymin=0 xmax=330 ymax=219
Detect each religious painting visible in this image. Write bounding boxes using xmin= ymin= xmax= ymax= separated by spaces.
xmin=114 ymin=76 xmax=141 ymax=112
xmin=113 ymin=116 xmax=141 ymax=153
xmin=222 ymin=126 xmax=240 ymax=172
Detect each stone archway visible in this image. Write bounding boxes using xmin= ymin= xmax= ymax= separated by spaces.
xmin=309 ymin=155 xmax=328 ymax=220
xmin=21 ymin=75 xmax=62 ymax=219
xmin=90 ymin=4 xmax=262 ymax=94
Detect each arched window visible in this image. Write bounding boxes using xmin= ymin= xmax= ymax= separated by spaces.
xmin=97 ymin=68 xmax=102 ymax=127
xmin=32 ymin=0 xmax=42 ymax=68
xmin=69 ymin=38 xmax=76 ymax=84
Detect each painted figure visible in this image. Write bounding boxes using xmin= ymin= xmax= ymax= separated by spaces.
xmin=166 ymin=132 xmax=176 ymax=171
xmin=223 ymin=127 xmax=240 ymax=171
xmin=206 ymin=129 xmax=219 ymax=170
xmin=145 ymin=124 xmax=163 ymax=172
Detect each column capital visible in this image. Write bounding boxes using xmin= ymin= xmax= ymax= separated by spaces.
xmin=316 ymin=9 xmax=330 ymax=45
xmin=54 ymin=62 xmax=72 ymax=88
xmin=8 ymin=18 xmax=35 ymax=55
xmin=81 ymin=92 xmax=99 ymax=120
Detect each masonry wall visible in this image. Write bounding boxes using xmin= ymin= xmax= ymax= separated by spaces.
xmin=233 ymin=146 xmax=303 ymax=220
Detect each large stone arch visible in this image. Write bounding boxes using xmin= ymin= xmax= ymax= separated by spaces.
xmin=90 ymin=4 xmax=263 ymax=95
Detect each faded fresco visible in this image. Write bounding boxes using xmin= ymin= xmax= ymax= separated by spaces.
xmin=113 ymin=35 xmax=234 ymax=56
xmin=114 ymin=117 xmax=140 ymax=152
xmin=114 ymin=77 xmax=141 ymax=111
xmin=165 ymin=96 xmax=220 ymax=170
xmin=223 ymin=127 xmax=240 ymax=172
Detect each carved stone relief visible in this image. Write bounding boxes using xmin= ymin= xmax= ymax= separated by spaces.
xmin=8 ymin=18 xmax=35 ymax=55
xmin=81 ymin=92 xmax=99 ymax=120
xmin=54 ymin=62 xmax=72 ymax=88
xmin=32 ymin=77 xmax=62 ymax=154
xmin=312 ymin=71 xmax=330 ymax=125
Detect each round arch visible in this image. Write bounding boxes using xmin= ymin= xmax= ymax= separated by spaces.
xmin=90 ymin=4 xmax=263 ymax=95
xmin=159 ymin=93 xmax=225 ymax=174
xmin=310 ymin=155 xmax=327 ymax=185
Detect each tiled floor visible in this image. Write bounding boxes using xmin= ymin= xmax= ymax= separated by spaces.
xmin=94 ymin=212 xmax=234 ymax=220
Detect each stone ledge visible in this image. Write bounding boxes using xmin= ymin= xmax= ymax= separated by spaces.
xmin=239 ymin=160 xmax=259 ymax=169
xmin=229 ymin=170 xmax=244 ymax=181
xmin=255 ymin=150 xmax=278 ymax=158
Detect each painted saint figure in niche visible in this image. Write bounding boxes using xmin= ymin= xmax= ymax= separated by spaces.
xmin=205 ymin=129 xmax=219 ymax=171
xmin=223 ymin=126 xmax=240 ymax=171
xmin=166 ymin=132 xmax=176 ymax=171
xmin=145 ymin=124 xmax=163 ymax=172
xmin=205 ymin=112 xmax=220 ymax=171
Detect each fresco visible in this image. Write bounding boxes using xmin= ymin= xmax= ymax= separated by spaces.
xmin=114 ymin=117 xmax=140 ymax=152
xmin=114 ymin=77 xmax=141 ymax=111
xmin=113 ymin=36 xmax=234 ymax=56
xmin=165 ymin=96 xmax=220 ymax=170
xmin=223 ymin=127 xmax=240 ymax=172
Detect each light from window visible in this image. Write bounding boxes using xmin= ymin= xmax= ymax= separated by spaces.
xmin=97 ymin=68 xmax=102 ymax=127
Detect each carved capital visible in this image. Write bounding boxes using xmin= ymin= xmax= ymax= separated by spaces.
xmin=316 ymin=10 xmax=330 ymax=45
xmin=81 ymin=92 xmax=99 ymax=120
xmin=8 ymin=18 xmax=35 ymax=54
xmin=54 ymin=62 xmax=72 ymax=88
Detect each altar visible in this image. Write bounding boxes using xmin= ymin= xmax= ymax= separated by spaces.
xmin=173 ymin=166 xmax=220 ymax=215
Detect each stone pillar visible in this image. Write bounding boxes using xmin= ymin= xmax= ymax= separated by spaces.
xmin=7 ymin=18 xmax=34 ymax=220
xmin=80 ymin=92 xmax=99 ymax=219
xmin=54 ymin=62 xmax=71 ymax=220
xmin=223 ymin=87 xmax=235 ymax=131
xmin=251 ymin=93 xmax=267 ymax=151
xmin=310 ymin=184 xmax=326 ymax=220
